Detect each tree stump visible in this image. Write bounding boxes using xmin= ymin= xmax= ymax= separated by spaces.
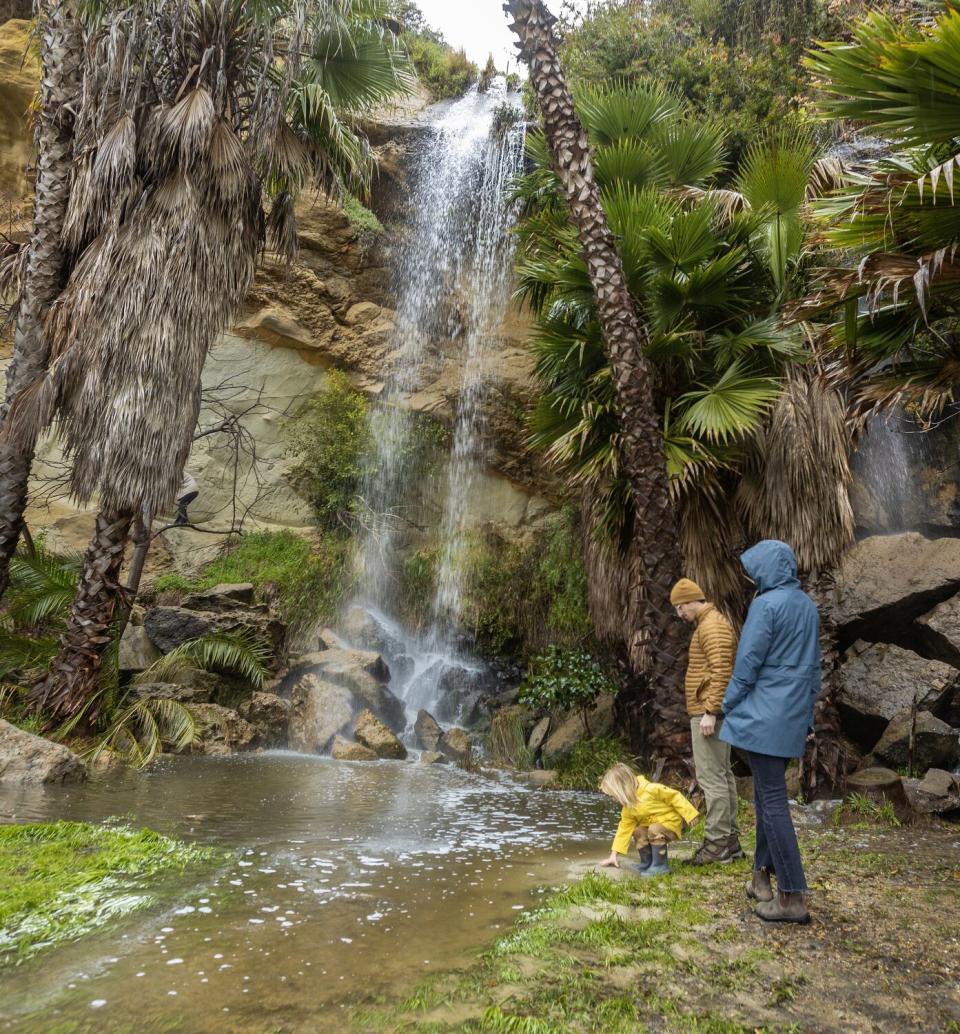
xmin=844 ymin=767 xmax=915 ymax=824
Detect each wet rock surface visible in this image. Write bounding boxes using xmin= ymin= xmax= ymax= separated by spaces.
xmin=287 ymin=674 xmax=354 ymax=755
xmin=184 ymin=704 xmax=257 ymax=757
xmin=414 ymin=709 xmax=442 ymax=751
xmin=330 ymin=735 xmax=378 ymax=762
xmin=285 ymin=649 xmax=404 ymax=731
xmin=872 ymin=709 xmax=960 ymax=770
xmin=354 ymin=709 xmax=407 ymax=760
xmin=438 ymin=727 xmax=472 ymax=763
xmin=237 ymin=692 xmax=291 ymax=747
xmin=0 ymin=720 xmax=86 ymax=785
xmin=542 ymin=694 xmax=617 ymax=763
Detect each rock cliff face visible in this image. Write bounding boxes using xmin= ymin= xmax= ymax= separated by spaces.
xmin=0 ymin=14 xmax=552 ymax=564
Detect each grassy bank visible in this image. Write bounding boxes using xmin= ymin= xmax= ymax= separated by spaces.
xmin=0 ymin=822 xmax=216 ymax=965
xmin=348 ymin=819 xmax=960 ymax=1033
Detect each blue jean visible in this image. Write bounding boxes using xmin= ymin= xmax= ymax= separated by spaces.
xmin=748 ymin=751 xmax=808 ymax=893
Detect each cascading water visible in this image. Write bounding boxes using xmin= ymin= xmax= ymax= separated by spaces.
xmin=854 ymin=407 xmax=932 ymax=532
xmin=346 ymin=85 xmax=526 ymax=730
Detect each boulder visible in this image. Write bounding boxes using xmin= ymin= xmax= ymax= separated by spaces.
xmin=331 ymin=735 xmax=378 ymax=762
xmin=528 ymin=716 xmax=551 ymax=755
xmin=414 ymin=709 xmax=442 ymax=751
xmin=435 ymin=664 xmax=488 ymax=724
xmin=144 ymin=602 xmax=285 ymax=660
xmin=438 ymin=727 xmax=472 ymax=763
xmin=287 ymin=674 xmax=354 ymax=754
xmin=237 ymin=692 xmax=291 ymax=747
xmin=873 ymin=709 xmax=960 ymax=771
xmin=285 ymin=650 xmax=403 ymax=731
xmin=542 ymin=694 xmax=617 ymax=763
xmin=418 ymin=750 xmax=448 ymax=765
xmin=185 ymin=704 xmax=257 ymax=757
xmin=916 ymin=594 xmax=960 ymax=667
xmin=837 ymin=641 xmax=960 ymax=746
xmin=354 ymin=709 xmax=407 ymax=760
xmin=524 ymin=769 xmax=559 ymax=788
xmin=336 ymin=606 xmax=404 ymax=657
xmin=180 ymin=583 xmax=255 ymax=610
xmin=903 ymin=768 xmax=960 ymax=814
xmin=118 ymin=624 xmax=162 ymax=672
xmin=89 ymin=748 xmax=129 ymax=776
xmin=0 ymin=720 xmax=86 ymax=784
xmin=831 ymin=533 xmax=960 ymax=626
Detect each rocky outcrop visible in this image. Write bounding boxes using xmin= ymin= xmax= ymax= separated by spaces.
xmin=415 ymin=710 xmax=442 ymax=751
xmin=916 ymin=595 xmax=960 ymax=667
xmin=903 ymin=768 xmax=960 ymax=814
xmin=542 ymin=694 xmax=617 ymax=763
xmin=237 ymin=692 xmax=291 ymax=747
xmin=0 ymin=720 xmax=86 ymax=784
xmin=118 ymin=624 xmax=162 ymax=672
xmin=331 ymin=735 xmax=378 ymax=762
xmin=837 ymin=641 xmax=960 ymax=747
xmin=185 ymin=704 xmax=257 ymax=757
xmin=287 ymin=674 xmax=354 ymax=754
xmin=354 ymin=709 xmax=407 ymax=760
xmin=435 ymin=664 xmax=488 ymax=724
xmin=134 ymin=681 xmax=211 ymax=705
xmin=872 ymin=709 xmax=960 ymax=771
xmin=144 ymin=587 xmax=285 ymax=660
xmin=285 ymin=649 xmax=404 ymax=731
xmin=418 ymin=750 xmax=448 ymax=765
xmin=438 ymin=727 xmax=472 ymax=763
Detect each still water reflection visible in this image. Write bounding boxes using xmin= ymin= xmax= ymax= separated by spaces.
xmin=0 ymin=753 xmax=611 ymax=1032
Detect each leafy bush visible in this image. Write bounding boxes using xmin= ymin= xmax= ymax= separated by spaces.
xmin=519 ymin=646 xmax=619 ymax=724
xmin=286 ymin=371 xmax=373 ymax=532
xmin=404 ymin=34 xmax=477 ymax=99
xmin=554 ymin=737 xmax=633 ymax=791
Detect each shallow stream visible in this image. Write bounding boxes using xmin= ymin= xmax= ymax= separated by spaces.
xmin=0 ymin=753 xmax=611 ymax=1032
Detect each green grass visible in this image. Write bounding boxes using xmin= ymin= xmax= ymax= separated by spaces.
xmin=552 ymin=736 xmax=633 ymax=790
xmin=0 ymin=822 xmax=216 ymax=965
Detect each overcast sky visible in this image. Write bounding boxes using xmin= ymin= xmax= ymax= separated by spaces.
xmin=414 ymin=1 xmax=589 ymax=71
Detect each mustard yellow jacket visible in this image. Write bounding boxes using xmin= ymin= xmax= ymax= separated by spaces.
xmin=611 ymin=776 xmax=701 ymax=854
xmin=685 ymin=604 xmax=738 ymax=717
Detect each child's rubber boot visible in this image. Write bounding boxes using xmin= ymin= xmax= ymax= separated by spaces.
xmin=746 ymin=868 xmax=774 ymax=902
xmin=637 ymin=845 xmax=652 ymax=872
xmin=640 ymin=844 xmax=669 ymax=878
xmin=755 ymin=891 xmax=810 ymax=925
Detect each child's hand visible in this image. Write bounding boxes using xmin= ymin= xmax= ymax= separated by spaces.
xmin=599 ymin=852 xmax=620 ymax=868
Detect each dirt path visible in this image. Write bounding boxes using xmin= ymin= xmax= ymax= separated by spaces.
xmin=345 ymin=815 xmax=960 ymax=1033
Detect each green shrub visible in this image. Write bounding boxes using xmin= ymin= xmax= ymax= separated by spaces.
xmin=396 ymin=547 xmax=439 ymax=633
xmin=404 ymin=34 xmax=478 ymax=99
xmin=286 ymin=371 xmax=373 ymax=532
xmin=168 ymin=531 xmax=354 ymax=635
xmin=518 ymin=646 xmax=619 ymax=723
xmin=460 ymin=508 xmax=594 ymax=659
xmin=553 ymin=737 xmax=632 ymax=791
xmin=488 ymin=706 xmax=534 ymax=770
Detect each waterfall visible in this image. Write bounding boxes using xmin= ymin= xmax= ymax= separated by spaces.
xmin=347 ymin=85 xmax=526 ymax=726
xmin=854 ymin=408 xmax=932 ymax=532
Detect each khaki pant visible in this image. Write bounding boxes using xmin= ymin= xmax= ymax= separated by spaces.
xmin=690 ymin=715 xmax=739 ymax=843
xmin=632 ymin=824 xmax=679 ymax=848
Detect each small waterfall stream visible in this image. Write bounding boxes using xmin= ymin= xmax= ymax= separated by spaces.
xmin=349 ymin=85 xmax=526 ymax=728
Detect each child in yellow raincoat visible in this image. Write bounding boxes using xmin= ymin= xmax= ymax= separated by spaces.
xmin=599 ymin=763 xmax=700 ymax=877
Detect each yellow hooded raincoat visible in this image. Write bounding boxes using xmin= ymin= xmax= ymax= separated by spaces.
xmin=611 ymin=775 xmax=701 ymax=854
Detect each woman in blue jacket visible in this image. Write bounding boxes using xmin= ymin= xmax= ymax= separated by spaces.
xmin=720 ymin=539 xmax=820 ymax=925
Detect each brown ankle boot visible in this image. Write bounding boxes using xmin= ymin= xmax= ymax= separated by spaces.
xmin=746 ymin=869 xmax=774 ymax=902
xmin=755 ymin=890 xmax=810 ymax=925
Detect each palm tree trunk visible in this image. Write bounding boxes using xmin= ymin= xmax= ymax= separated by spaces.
xmin=505 ymin=0 xmax=689 ymax=765
xmin=33 ymin=508 xmax=134 ymax=727
xmin=800 ymin=570 xmax=846 ymax=798
xmin=0 ymin=0 xmax=82 ymax=596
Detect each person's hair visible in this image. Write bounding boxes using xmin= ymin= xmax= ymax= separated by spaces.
xmin=598 ymin=763 xmax=638 ymax=808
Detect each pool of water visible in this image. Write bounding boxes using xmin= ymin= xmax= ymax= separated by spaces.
xmin=0 ymin=753 xmax=612 ymax=1032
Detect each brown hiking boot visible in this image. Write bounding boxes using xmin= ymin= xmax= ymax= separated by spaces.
xmin=724 ymin=835 xmax=747 ymax=861
xmin=745 ymin=868 xmax=774 ymax=902
xmin=689 ymin=839 xmax=731 ymax=866
xmin=755 ymin=891 xmax=810 ymax=925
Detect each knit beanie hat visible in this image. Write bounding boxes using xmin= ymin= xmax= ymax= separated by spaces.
xmin=670 ymin=578 xmax=706 ymax=605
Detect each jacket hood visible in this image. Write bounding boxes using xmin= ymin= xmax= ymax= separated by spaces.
xmin=741 ymin=540 xmax=800 ymax=593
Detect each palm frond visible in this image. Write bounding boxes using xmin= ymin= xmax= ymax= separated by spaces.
xmin=94 ymin=695 xmax=197 ymax=768
xmin=133 ymin=630 xmax=270 ymax=688
xmin=677 ymin=362 xmax=782 ymax=444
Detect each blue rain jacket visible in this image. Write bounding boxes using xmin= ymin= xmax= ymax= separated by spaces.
xmin=719 ymin=540 xmax=821 ymax=759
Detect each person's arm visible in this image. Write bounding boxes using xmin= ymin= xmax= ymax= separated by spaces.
xmin=608 ymin=809 xmax=639 ymax=858
xmin=723 ymin=600 xmax=774 ymax=715
xmin=653 ymin=783 xmax=701 ymax=827
xmin=700 ymin=614 xmax=738 ymax=731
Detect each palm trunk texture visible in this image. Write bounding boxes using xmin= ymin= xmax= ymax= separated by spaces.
xmin=0 ymin=0 xmax=81 ymax=595
xmin=505 ymin=0 xmax=689 ymax=764
xmin=34 ymin=509 xmax=134 ymax=726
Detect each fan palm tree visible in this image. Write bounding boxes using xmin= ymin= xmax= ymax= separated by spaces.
xmin=512 ymin=73 xmax=856 ymax=771
xmin=0 ymin=0 xmax=83 ymax=596
xmin=504 ymin=0 xmax=692 ymax=765
xmin=802 ymin=3 xmax=960 ymax=418
xmin=9 ymin=0 xmax=414 ymax=725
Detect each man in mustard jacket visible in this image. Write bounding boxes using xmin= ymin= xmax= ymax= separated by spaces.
xmin=671 ymin=578 xmax=744 ymax=865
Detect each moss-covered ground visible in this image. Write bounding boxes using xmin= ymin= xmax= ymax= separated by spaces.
xmin=0 ymin=821 xmax=216 ymax=966
xmin=345 ymin=816 xmax=960 ymax=1033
